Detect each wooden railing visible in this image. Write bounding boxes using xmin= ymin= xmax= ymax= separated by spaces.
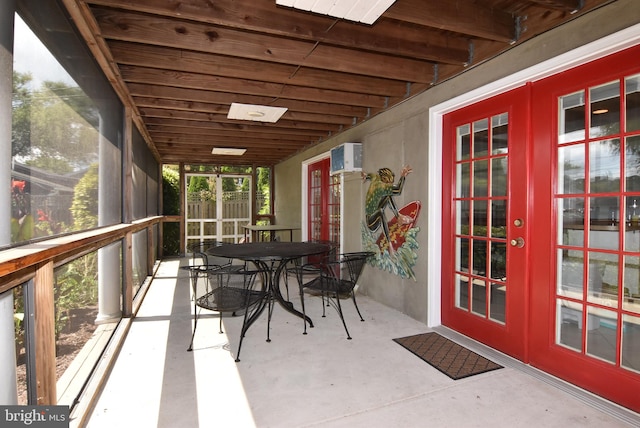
xmin=0 ymin=216 xmax=165 ymax=405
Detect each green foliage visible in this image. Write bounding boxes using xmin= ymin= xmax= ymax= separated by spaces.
xmin=188 ymin=176 xmax=210 ymax=193
xmin=54 ymin=255 xmax=98 ymax=337
xmin=162 ymin=166 xmax=181 ymax=255
xmin=162 ymin=166 xmax=180 ymax=215
xmin=12 ymin=72 xmax=99 ymax=164
xmin=71 ymin=164 xmax=99 ymax=230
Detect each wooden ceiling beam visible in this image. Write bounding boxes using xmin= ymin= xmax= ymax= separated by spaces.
xmin=127 ymin=84 xmax=370 ymax=117
xmin=133 ymin=97 xmax=354 ymax=125
xmin=109 ymin=41 xmax=410 ymax=97
xmin=92 ymin=7 xmax=436 ymax=83
xmin=143 ymin=117 xmax=332 ymax=137
xmin=85 ymin=0 xmax=470 ymax=64
xmin=119 ymin=65 xmax=388 ymax=108
xmin=385 ymin=0 xmax=515 ymax=43
xmin=139 ymin=107 xmax=341 ymax=132
xmin=526 ymin=0 xmax=584 ymax=12
xmin=146 ymin=125 xmax=319 ymax=141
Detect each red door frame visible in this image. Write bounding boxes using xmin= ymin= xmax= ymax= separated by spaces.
xmin=529 ymin=44 xmax=640 ymax=412
xmin=441 ymin=86 xmax=530 ymax=361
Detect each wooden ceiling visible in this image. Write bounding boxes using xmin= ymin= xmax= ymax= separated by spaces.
xmin=64 ymin=0 xmax=612 ymax=166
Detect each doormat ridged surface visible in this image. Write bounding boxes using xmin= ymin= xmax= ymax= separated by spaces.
xmin=393 ymin=332 xmax=503 ymax=380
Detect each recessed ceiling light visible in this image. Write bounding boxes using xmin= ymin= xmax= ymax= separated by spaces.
xmin=228 ymin=103 xmax=287 ymax=123
xmin=211 ymin=147 xmax=247 ymax=156
xmin=276 ymin=0 xmax=396 ymax=25
xmin=593 ymin=109 xmax=609 ymax=115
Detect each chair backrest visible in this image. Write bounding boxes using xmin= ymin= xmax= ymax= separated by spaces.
xmin=304 ymin=239 xmax=339 ymax=267
xmin=325 ymin=252 xmax=373 ymax=284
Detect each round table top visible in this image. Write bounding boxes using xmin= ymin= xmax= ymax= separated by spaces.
xmin=206 ymin=241 xmax=330 ymax=261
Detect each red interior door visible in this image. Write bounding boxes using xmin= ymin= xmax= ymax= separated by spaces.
xmin=442 ymin=86 xmax=529 ymax=360
xmin=308 ymin=158 xmax=340 ymax=247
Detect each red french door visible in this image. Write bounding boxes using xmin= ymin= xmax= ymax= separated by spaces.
xmin=307 ymin=158 xmax=340 ymax=247
xmin=443 ymin=45 xmax=640 ymax=412
xmin=529 ymin=45 xmax=640 ymax=412
xmin=442 ymin=86 xmax=530 ymax=360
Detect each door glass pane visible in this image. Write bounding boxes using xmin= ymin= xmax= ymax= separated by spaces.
xmin=473 ymin=239 xmax=487 ymax=276
xmin=490 ymin=241 xmax=506 ymax=280
xmin=626 ymin=74 xmax=640 ymax=132
xmin=457 ymin=124 xmax=471 ymax=160
xmin=491 ymin=157 xmax=508 ymax=196
xmin=589 ymin=196 xmax=619 ymax=249
xmin=559 ymin=197 xmax=585 ymax=245
xmin=622 ymin=314 xmax=640 ymax=373
xmin=491 ymin=113 xmax=509 ymax=154
xmin=589 ymin=139 xmax=620 ymax=194
xmin=473 ymin=160 xmax=488 ymax=197
xmin=625 ymin=197 xmax=640 ymax=252
xmin=623 ymin=256 xmax=640 ymax=311
xmin=472 ymin=277 xmax=487 ymax=316
xmin=587 ymin=253 xmax=617 ymax=308
xmin=456 ymin=200 xmax=470 ymax=235
xmin=557 ymin=299 xmax=583 ymax=352
xmin=473 ymin=200 xmax=487 ymax=235
xmin=625 ymin=135 xmax=640 ymax=192
xmin=590 ymin=81 xmax=620 ymax=138
xmin=558 ymin=249 xmax=584 ymax=298
xmin=586 ymin=307 xmax=617 ymax=364
xmin=558 ymin=144 xmax=585 ymax=194
xmin=456 ymin=163 xmax=470 ymax=198
xmin=456 ymin=273 xmax=469 ymax=310
xmin=490 ymin=282 xmax=506 ymax=323
xmin=491 ymin=200 xmax=507 ymax=238
xmin=473 ymin=119 xmax=489 ymax=158
xmin=456 ymin=237 xmax=469 ymax=273
xmin=559 ymin=91 xmax=585 ymax=143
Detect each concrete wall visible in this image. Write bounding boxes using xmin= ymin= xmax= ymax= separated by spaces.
xmin=274 ymin=0 xmax=640 ymax=324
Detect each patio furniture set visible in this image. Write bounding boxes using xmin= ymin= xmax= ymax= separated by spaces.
xmin=182 ymin=240 xmax=373 ymax=361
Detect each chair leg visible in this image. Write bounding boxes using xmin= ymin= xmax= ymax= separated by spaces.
xmin=351 ymin=293 xmax=365 ymax=322
xmin=187 ymin=305 xmax=200 ymax=351
xmin=333 ymin=293 xmax=352 ymax=340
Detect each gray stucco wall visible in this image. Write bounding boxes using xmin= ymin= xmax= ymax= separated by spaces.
xmin=274 ymin=0 xmax=640 ymax=324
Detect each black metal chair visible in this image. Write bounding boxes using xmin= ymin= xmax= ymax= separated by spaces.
xmin=283 ymin=239 xmax=338 ymax=301
xmin=187 ymin=262 xmax=268 ymax=362
xmin=299 ymin=251 xmax=373 ymax=339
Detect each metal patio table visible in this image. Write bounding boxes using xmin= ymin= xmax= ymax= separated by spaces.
xmin=206 ymin=241 xmax=330 ymax=341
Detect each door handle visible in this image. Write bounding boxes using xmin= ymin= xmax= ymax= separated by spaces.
xmin=510 ymin=237 xmax=525 ymax=248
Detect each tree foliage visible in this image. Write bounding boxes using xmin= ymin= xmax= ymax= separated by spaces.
xmin=71 ymin=164 xmax=99 ymax=230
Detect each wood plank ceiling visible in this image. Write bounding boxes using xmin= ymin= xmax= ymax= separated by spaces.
xmin=64 ymin=0 xmax=613 ymax=166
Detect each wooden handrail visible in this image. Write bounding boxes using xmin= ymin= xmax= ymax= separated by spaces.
xmin=0 ymin=215 xmax=168 ymax=406
xmin=0 ymin=216 xmax=163 ymax=294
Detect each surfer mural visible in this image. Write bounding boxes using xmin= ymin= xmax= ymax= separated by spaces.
xmin=361 ymin=165 xmax=421 ymax=280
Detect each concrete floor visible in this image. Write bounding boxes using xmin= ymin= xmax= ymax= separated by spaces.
xmin=85 ymin=258 xmax=640 ymax=427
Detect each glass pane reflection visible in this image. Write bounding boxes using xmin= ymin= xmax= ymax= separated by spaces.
xmin=559 ymin=91 xmax=585 ymax=144
xmin=557 ymin=300 xmax=583 ymax=352
xmin=586 ymin=307 xmax=617 ymax=364
xmin=589 ymin=139 xmax=620 ymax=194
xmin=622 ymin=314 xmax=640 ymax=373
xmin=626 ymin=74 xmax=640 ymax=132
xmin=558 ymin=144 xmax=585 ymax=194
xmin=590 ymin=81 xmax=620 ymax=138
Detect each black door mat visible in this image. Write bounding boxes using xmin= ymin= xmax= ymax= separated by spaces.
xmin=393 ymin=332 xmax=503 ymax=380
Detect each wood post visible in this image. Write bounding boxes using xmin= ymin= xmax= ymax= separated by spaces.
xmin=34 ymin=261 xmax=56 ymax=405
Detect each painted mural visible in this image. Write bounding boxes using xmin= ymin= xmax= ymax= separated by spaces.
xmin=361 ymin=165 xmax=421 ymax=280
